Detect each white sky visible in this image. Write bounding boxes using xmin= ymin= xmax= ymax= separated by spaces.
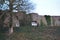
xmin=31 ymin=0 xmax=60 ymax=16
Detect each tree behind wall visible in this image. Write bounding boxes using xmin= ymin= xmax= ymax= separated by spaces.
xmin=44 ymin=15 xmax=51 ymax=26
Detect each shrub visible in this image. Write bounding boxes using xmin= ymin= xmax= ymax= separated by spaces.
xmin=44 ymin=15 xmax=51 ymax=26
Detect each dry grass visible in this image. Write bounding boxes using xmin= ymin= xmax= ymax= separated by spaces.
xmin=0 ymin=26 xmax=60 ymax=40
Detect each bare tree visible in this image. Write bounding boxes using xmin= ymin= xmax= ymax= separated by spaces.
xmin=0 ymin=0 xmax=35 ymax=35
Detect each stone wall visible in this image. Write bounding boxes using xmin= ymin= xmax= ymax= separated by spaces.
xmin=2 ymin=11 xmax=60 ymax=35
xmin=15 ymin=11 xmax=26 ymax=26
xmin=51 ymin=16 xmax=60 ymax=26
xmin=27 ymin=13 xmax=47 ymax=26
xmin=41 ymin=16 xmax=48 ymax=26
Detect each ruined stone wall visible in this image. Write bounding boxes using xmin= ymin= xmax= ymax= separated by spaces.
xmin=29 ymin=13 xmax=40 ymax=26
xmin=52 ymin=16 xmax=60 ymax=26
xmin=4 ymin=13 xmax=10 ymax=27
xmin=15 ymin=11 xmax=27 ymax=26
xmin=12 ymin=15 xmax=20 ymax=27
xmin=25 ymin=14 xmax=31 ymax=25
xmin=28 ymin=13 xmax=47 ymax=26
xmin=41 ymin=16 xmax=48 ymax=26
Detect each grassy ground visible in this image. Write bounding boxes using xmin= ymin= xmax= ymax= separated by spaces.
xmin=8 ymin=26 xmax=46 ymax=40
xmin=0 ymin=26 xmax=60 ymax=40
xmin=0 ymin=33 xmax=6 ymax=40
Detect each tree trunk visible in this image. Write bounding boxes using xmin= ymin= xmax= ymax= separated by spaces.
xmin=8 ymin=0 xmax=13 ymax=35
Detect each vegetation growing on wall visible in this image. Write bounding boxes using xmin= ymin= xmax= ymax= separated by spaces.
xmin=40 ymin=19 xmax=46 ymax=26
xmin=44 ymin=15 xmax=51 ymax=26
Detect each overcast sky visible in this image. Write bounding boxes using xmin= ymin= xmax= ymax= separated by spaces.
xmin=1 ymin=0 xmax=60 ymax=16
xmin=31 ymin=0 xmax=60 ymax=16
